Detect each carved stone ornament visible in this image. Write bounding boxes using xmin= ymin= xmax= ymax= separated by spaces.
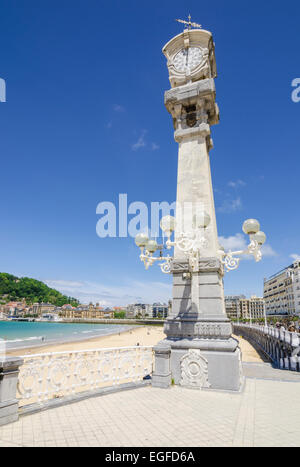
xmin=198 ymin=258 xmax=224 ymax=274
xmin=172 ymin=261 xmax=190 ymax=273
xmin=180 ymin=349 xmax=210 ymax=389
xmin=194 ymin=323 xmax=222 ymax=337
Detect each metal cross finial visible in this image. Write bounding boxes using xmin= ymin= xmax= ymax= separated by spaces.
xmin=175 ymin=14 xmax=202 ymax=30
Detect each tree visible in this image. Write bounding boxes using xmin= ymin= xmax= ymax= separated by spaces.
xmin=0 ymin=273 xmax=79 ymax=307
xmin=114 ymin=311 xmax=126 ymax=319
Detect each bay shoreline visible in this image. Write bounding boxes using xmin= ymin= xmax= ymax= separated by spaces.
xmin=6 ymin=325 xmax=166 ymax=357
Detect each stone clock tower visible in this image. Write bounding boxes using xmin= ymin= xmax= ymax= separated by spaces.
xmin=152 ymin=22 xmax=243 ymax=392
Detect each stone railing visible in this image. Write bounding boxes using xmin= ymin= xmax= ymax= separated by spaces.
xmin=17 ymin=346 xmax=154 ymax=408
xmin=234 ymin=324 xmax=300 ymax=372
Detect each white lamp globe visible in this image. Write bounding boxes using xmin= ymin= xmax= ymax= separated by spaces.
xmin=145 ymin=240 xmax=158 ymax=253
xmin=253 ymin=231 xmax=267 ymax=246
xmin=242 ymin=219 xmax=260 ymax=235
xmin=160 ymin=216 xmax=176 ymax=234
xmin=193 ymin=211 xmax=211 ymax=229
xmin=135 ymin=233 xmax=149 ymax=248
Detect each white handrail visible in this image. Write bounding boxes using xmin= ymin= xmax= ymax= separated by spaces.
xmin=20 ymin=345 xmax=153 ymax=359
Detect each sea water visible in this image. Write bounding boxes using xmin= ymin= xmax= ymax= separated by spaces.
xmin=0 ymin=321 xmax=133 ymax=351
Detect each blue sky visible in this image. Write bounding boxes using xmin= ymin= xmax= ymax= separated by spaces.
xmin=0 ymin=0 xmax=299 ymax=306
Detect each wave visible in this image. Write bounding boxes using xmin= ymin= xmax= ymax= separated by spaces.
xmin=5 ymin=336 xmax=44 ymax=343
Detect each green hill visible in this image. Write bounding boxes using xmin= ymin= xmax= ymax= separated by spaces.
xmin=0 ymin=273 xmax=79 ymax=307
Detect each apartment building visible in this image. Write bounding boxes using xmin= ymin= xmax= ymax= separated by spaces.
xmin=32 ymin=303 xmax=56 ymax=315
xmin=126 ymin=303 xmax=150 ymax=319
xmin=240 ymin=296 xmax=265 ymax=320
xmin=225 ymin=295 xmax=245 ymax=320
xmin=152 ymin=303 xmax=169 ymax=319
xmin=63 ymin=303 xmax=114 ymax=319
xmin=225 ymin=295 xmax=265 ymax=320
xmin=264 ymin=261 xmax=300 ymax=316
xmin=126 ymin=303 xmax=169 ymax=319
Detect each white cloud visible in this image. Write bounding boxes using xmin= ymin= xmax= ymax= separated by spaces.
xmin=219 ymin=233 xmax=277 ymax=258
xmin=151 ymin=142 xmax=160 ymax=151
xmin=261 ymin=245 xmax=277 ymax=257
xmin=46 ymin=279 xmax=85 ymax=290
xmin=290 ymin=253 xmax=300 ymax=261
xmin=218 ymin=233 xmax=247 ymax=251
xmin=131 ymin=131 xmax=147 ymax=151
xmin=45 ymin=278 xmax=171 ymax=307
xmin=113 ymin=104 xmax=125 ymax=112
xmin=217 ymin=197 xmax=242 ymax=214
xmin=228 ymin=180 xmax=246 ymax=188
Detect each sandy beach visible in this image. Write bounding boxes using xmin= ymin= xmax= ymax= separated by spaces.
xmin=6 ymin=324 xmax=264 ymax=363
xmin=7 ymin=325 xmax=166 ymax=357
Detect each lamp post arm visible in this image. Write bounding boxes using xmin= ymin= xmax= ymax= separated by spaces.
xmin=139 ymin=250 xmax=173 ymax=274
xmin=219 ymin=239 xmax=262 ymax=272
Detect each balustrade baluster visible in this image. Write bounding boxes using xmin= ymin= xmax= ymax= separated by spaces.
xmin=17 ymin=346 xmax=154 ymax=407
xmin=95 ymin=351 xmax=101 ymax=388
xmin=135 ymin=347 xmax=140 ymax=382
xmin=116 ymin=349 xmax=121 ymax=386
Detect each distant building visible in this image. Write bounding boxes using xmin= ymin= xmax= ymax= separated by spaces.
xmin=41 ymin=312 xmax=60 ymax=321
xmin=225 ymin=295 xmax=246 ymax=320
xmin=225 ymin=295 xmax=265 ymax=321
xmin=2 ymin=300 xmax=28 ymax=317
xmin=264 ymin=261 xmax=300 ymax=316
xmin=33 ymin=303 xmax=56 ymax=316
xmin=151 ymin=303 xmax=168 ymax=319
xmin=240 ymin=296 xmax=265 ymax=320
xmin=126 ymin=303 xmax=168 ymax=319
xmin=62 ymin=303 xmax=114 ymax=319
xmin=61 ymin=304 xmax=74 ymax=310
xmin=126 ymin=304 xmax=150 ymax=319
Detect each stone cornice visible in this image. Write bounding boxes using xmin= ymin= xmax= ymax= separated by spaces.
xmin=164 ymin=80 xmax=219 ymax=136
xmin=174 ymin=123 xmax=210 ymax=142
xmin=165 ymin=79 xmax=216 ymax=107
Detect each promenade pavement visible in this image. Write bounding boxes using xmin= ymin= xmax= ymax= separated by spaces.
xmin=0 ymin=365 xmax=300 ymax=447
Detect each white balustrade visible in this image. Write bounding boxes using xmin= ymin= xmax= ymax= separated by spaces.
xmin=234 ymin=323 xmax=300 ymax=372
xmin=17 ymin=346 xmax=154 ymax=407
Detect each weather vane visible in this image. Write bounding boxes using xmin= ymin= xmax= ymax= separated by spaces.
xmin=175 ymin=14 xmax=202 ymax=30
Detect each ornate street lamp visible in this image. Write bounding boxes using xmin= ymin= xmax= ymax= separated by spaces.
xmin=135 ymin=216 xmax=267 ymax=274
xmin=133 ymin=18 xmax=268 ymax=392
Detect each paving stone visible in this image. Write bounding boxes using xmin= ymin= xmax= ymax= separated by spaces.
xmin=0 ymin=378 xmax=299 ymax=447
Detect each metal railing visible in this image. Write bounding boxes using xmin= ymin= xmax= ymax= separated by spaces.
xmin=17 ymin=346 xmax=154 ymax=407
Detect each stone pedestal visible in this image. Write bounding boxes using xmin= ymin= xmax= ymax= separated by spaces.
xmin=152 ymin=259 xmax=243 ymax=392
xmin=152 ymin=342 xmax=171 ymax=388
xmin=0 ymin=357 xmax=23 ymax=426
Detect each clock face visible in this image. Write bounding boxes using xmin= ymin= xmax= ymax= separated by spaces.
xmin=173 ymin=47 xmax=203 ymax=73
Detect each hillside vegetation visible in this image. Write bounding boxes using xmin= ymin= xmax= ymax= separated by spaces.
xmin=0 ymin=273 xmax=79 ymax=307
